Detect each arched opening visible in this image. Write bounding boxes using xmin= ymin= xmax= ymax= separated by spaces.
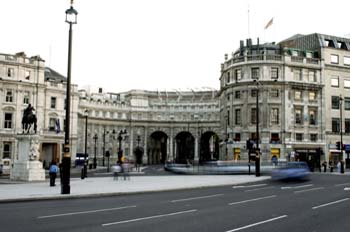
xmin=175 ymin=131 xmax=195 ymax=164
xmin=148 ymin=131 xmax=168 ymax=164
xmin=200 ymin=131 xmax=219 ymax=163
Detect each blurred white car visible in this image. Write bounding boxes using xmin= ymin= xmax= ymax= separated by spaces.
xmin=271 ymin=161 xmax=310 ymax=181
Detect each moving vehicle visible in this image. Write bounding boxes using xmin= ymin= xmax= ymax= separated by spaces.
xmin=271 ymin=161 xmax=310 ymax=181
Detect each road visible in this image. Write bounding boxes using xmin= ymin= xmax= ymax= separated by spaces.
xmin=0 ymin=173 xmax=349 ymax=232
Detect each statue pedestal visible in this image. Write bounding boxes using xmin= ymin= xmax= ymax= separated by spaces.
xmin=10 ymin=135 xmax=45 ymax=181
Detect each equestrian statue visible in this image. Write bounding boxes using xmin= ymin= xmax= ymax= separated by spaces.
xmin=22 ymin=104 xmax=37 ymax=134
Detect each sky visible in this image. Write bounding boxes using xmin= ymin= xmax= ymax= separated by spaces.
xmin=1 ymin=0 xmax=350 ymax=93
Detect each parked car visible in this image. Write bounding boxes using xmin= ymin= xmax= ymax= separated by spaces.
xmin=271 ymin=161 xmax=310 ymax=181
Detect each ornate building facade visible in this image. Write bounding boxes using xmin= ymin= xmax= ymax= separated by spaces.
xmin=1 ymin=33 xmax=350 ymax=173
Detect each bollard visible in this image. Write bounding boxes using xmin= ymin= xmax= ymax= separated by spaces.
xmin=80 ymin=167 xmax=85 ymax=179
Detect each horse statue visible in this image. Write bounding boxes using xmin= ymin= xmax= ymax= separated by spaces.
xmin=22 ymin=104 xmax=37 ymax=134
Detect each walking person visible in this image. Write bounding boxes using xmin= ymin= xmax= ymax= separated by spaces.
xmin=49 ymin=162 xmax=58 ymax=186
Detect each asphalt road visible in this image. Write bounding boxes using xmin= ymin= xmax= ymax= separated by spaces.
xmin=0 ymin=173 xmax=349 ymax=232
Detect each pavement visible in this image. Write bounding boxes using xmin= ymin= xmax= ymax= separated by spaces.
xmin=0 ymin=165 xmax=270 ymax=203
xmin=1 ymin=165 xmax=348 ymax=203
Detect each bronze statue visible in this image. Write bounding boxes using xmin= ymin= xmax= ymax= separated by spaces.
xmin=22 ymin=104 xmax=37 ymax=134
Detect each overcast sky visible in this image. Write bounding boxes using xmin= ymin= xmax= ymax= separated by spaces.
xmin=1 ymin=0 xmax=350 ymax=93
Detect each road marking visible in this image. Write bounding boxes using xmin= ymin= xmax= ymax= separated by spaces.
xmin=312 ymin=198 xmax=349 ymax=210
xmin=225 ymin=215 xmax=288 ymax=232
xmin=228 ymin=195 xmax=276 ymax=205
xmin=171 ymin=194 xmax=224 ymax=203
xmin=233 ymin=184 xmax=267 ymax=189
xmin=37 ymin=205 xmax=137 ymax=219
xmin=281 ymin=184 xmax=313 ymax=190
xmin=294 ymin=187 xmax=324 ymax=194
xmin=335 ymin=183 xmax=350 ymax=187
xmin=102 ymin=209 xmax=197 ymax=226
xmin=345 ymin=187 xmax=350 ymax=191
xmin=244 ymin=186 xmax=274 ymax=192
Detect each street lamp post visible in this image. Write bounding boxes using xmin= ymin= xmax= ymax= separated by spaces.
xmin=340 ymin=95 xmax=344 ymax=167
xmin=82 ymin=109 xmax=88 ymax=178
xmin=93 ymin=134 xmax=98 ymax=168
xmin=117 ymin=130 xmax=127 ymax=164
xmin=102 ymin=127 xmax=108 ymax=167
xmin=61 ymin=0 xmax=78 ymax=195
xmin=254 ymin=80 xmax=261 ymax=177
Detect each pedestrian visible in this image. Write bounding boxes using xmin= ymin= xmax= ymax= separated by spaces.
xmin=322 ymin=161 xmax=327 ymax=172
xmin=337 ymin=161 xmax=341 ymax=173
xmin=49 ymin=162 xmax=58 ymax=186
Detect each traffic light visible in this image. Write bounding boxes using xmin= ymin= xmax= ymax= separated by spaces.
xmin=336 ymin=141 xmax=341 ymax=150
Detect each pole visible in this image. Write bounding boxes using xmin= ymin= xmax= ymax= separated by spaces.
xmin=83 ymin=113 xmax=88 ymax=178
xmin=61 ymin=22 xmax=73 ymax=194
xmin=102 ymin=127 xmax=106 ymax=167
xmin=340 ymin=96 xmax=344 ymax=171
xmin=255 ymin=84 xmax=260 ymax=177
xmin=93 ymin=135 xmax=97 ymax=169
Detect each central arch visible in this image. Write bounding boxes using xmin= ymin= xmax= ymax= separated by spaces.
xmin=148 ymin=131 xmax=168 ymax=164
xmin=200 ymin=131 xmax=219 ymax=163
xmin=174 ymin=131 xmax=195 ymax=164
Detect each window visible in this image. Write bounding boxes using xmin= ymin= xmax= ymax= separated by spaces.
xmin=25 ymin=70 xmax=30 ymax=80
xmin=251 ymin=108 xmax=257 ymax=124
xmin=271 ymin=133 xmax=280 ymax=143
xmin=306 ymin=52 xmax=313 ymax=58
xmin=294 ymin=90 xmax=302 ymax=100
xmin=344 ymin=56 xmax=350 ymax=66
xmin=345 ymin=80 xmax=350 ymax=88
xmin=50 ymin=97 xmax=57 ymax=109
xmin=332 ymin=96 xmax=340 ymax=109
xmin=251 ymin=89 xmax=258 ymax=98
xmin=309 ymin=91 xmax=316 ymax=101
xmin=234 ymin=133 xmax=241 ymax=141
xmin=2 ymin=142 xmax=12 ymax=159
xmin=345 ymin=97 xmax=350 ymax=110
xmin=227 ymin=110 xmax=230 ymax=126
xmin=4 ymin=113 xmax=12 ymax=129
xmin=23 ymin=91 xmax=30 ymax=104
xmin=7 ymin=68 xmax=14 ymax=77
xmin=270 ymin=89 xmax=279 ymax=98
xmin=49 ymin=118 xmax=56 ymax=131
xmin=308 ymin=70 xmax=316 ymax=82
xmin=309 ymin=109 xmax=316 ymax=125
xmin=6 ymin=90 xmax=13 ymax=102
xmin=331 ymin=76 xmax=339 ymax=87
xmin=291 ymin=50 xmax=298 ymax=56
xmin=271 ymin=67 xmax=278 ymax=79
xmin=235 ymin=69 xmax=242 ymax=81
xmin=293 ymin=69 xmax=302 ymax=81
xmin=332 ymin=118 xmax=340 ymax=133
xmin=235 ymin=109 xmax=241 ymax=125
xmin=226 ymin=72 xmax=231 ymax=84
xmin=295 ymin=109 xmax=302 ymax=124
xmin=251 ymin=68 xmax=259 ymax=80
xmin=235 ymin=91 xmax=241 ymax=99
xmin=296 ymin=133 xmax=303 ymax=141
xmin=331 ymin=54 xmax=339 ymax=64
xmin=345 ymin=119 xmax=350 ymax=133
xmin=310 ymin=134 xmax=318 ymax=142
xmin=270 ymin=108 xmax=279 ymax=124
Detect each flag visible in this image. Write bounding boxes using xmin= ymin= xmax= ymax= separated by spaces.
xmin=264 ymin=17 xmax=273 ymax=29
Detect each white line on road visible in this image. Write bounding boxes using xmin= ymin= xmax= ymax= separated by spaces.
xmin=281 ymin=184 xmax=313 ymax=190
xmin=37 ymin=205 xmax=137 ymax=219
xmin=233 ymin=184 xmax=267 ymax=189
xmin=102 ymin=209 xmax=197 ymax=226
xmin=345 ymin=187 xmax=350 ymax=191
xmin=244 ymin=186 xmax=275 ymax=192
xmin=225 ymin=215 xmax=288 ymax=232
xmin=171 ymin=194 xmax=224 ymax=203
xmin=294 ymin=187 xmax=324 ymax=194
xmin=312 ymin=198 xmax=349 ymax=210
xmin=335 ymin=183 xmax=350 ymax=187
xmin=228 ymin=195 xmax=276 ymax=205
